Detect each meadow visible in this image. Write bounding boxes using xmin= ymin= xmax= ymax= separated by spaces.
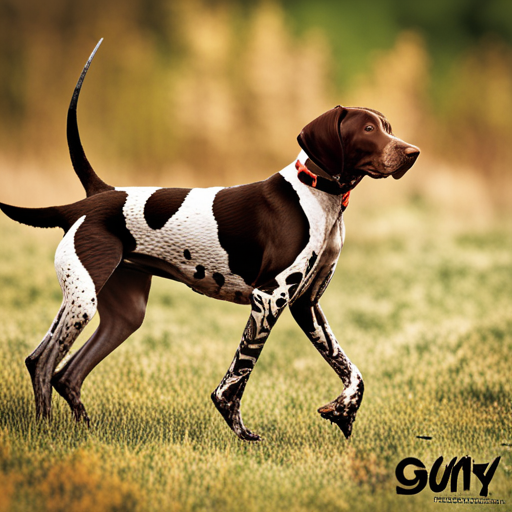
xmin=0 ymin=194 xmax=510 ymax=511
xmin=0 ymin=1 xmax=511 ymax=510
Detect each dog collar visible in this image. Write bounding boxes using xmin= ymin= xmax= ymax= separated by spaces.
xmin=296 ymin=160 xmax=351 ymax=210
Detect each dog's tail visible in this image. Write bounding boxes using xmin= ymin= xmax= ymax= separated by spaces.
xmin=0 ymin=202 xmax=66 ymax=230
xmin=67 ymin=39 xmax=114 ymax=197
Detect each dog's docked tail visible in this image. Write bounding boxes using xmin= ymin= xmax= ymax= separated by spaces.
xmin=68 ymin=39 xmax=113 ymax=197
xmin=0 ymin=203 xmax=66 ymax=230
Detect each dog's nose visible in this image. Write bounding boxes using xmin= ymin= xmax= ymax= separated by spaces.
xmin=405 ymin=145 xmax=420 ymax=158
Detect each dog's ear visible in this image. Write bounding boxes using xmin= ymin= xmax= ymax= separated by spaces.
xmin=297 ymin=106 xmax=348 ymax=177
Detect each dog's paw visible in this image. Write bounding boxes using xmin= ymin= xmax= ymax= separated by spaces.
xmin=52 ymin=376 xmax=91 ymax=427
xmin=236 ymin=427 xmax=262 ymax=442
xmin=318 ymin=399 xmax=358 ymax=439
xmin=211 ymin=392 xmax=262 ymax=442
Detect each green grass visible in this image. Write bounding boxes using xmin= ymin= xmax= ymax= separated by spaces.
xmin=0 ymin=205 xmax=511 ymax=512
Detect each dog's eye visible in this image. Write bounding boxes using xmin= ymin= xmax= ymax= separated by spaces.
xmin=364 ymin=125 xmax=375 ymax=132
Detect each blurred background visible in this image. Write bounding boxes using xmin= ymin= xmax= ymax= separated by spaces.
xmin=0 ymin=0 xmax=511 ymax=219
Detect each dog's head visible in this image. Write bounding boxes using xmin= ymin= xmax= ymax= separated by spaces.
xmin=297 ymin=106 xmax=420 ymax=183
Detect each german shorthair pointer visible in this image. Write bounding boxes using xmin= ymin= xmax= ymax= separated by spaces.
xmin=0 ymin=41 xmax=419 ymax=441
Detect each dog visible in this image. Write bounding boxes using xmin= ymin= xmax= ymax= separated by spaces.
xmin=0 ymin=41 xmax=419 ymax=441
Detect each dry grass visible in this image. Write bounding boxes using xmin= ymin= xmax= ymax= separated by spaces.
xmin=0 ymin=201 xmax=511 ymax=511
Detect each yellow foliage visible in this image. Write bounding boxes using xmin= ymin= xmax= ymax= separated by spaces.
xmin=171 ymin=1 xmax=332 ymax=185
xmin=0 ymin=0 xmax=510 ymax=212
xmin=343 ymin=446 xmax=388 ymax=489
xmin=0 ymin=474 xmax=17 ymax=512
xmin=438 ymin=39 xmax=512 ymax=209
xmin=350 ymin=31 xmax=430 ymax=144
xmin=0 ymin=429 xmax=18 ymax=512
xmin=0 ymin=429 xmax=10 ymax=462
xmin=32 ymin=449 xmax=143 ymax=512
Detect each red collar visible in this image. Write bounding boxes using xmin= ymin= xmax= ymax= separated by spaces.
xmin=295 ymin=160 xmax=354 ymax=210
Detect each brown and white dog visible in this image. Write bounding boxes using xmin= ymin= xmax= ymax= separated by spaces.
xmin=0 ymin=41 xmax=419 ymax=441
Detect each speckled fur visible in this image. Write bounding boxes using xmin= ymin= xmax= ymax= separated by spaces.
xmin=24 ymin=216 xmax=98 ymax=419
xmin=54 ymin=216 xmax=98 ymax=328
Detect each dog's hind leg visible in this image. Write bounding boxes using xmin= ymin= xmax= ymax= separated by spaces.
xmin=290 ymin=295 xmax=364 ymax=439
xmin=25 ymin=303 xmax=78 ymax=420
xmin=52 ymin=264 xmax=151 ymax=424
xmin=212 ymin=289 xmax=287 ymax=441
xmin=25 ymin=216 xmax=124 ymax=420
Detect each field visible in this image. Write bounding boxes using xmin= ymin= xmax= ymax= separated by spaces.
xmin=0 ymin=198 xmax=511 ymax=512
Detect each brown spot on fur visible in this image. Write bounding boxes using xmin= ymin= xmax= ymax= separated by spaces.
xmin=144 ymin=188 xmax=190 ymax=230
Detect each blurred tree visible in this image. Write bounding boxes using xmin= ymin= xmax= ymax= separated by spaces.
xmin=281 ymin=0 xmax=512 ymax=88
xmin=0 ymin=0 xmax=510 ymax=207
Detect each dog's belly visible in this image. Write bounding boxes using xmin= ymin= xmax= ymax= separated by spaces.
xmin=118 ymin=186 xmax=254 ymax=304
xmin=124 ymin=252 xmax=254 ymax=304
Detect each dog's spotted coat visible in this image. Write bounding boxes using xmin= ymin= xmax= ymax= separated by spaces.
xmin=119 ymin=185 xmax=252 ymax=302
xmin=0 ymin=41 xmax=419 ymax=440
xmin=117 ymin=150 xmax=339 ymax=305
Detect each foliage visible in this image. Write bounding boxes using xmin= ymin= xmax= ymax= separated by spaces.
xmin=0 ymin=204 xmax=511 ymax=511
xmin=0 ymin=0 xmax=334 ymax=183
xmin=434 ymin=39 xmax=512 ymax=209
xmin=282 ymin=0 xmax=512 ymax=83
xmin=0 ymin=0 xmax=511 ymax=212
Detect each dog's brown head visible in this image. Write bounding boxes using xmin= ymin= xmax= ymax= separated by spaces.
xmin=298 ymin=105 xmax=420 ymax=183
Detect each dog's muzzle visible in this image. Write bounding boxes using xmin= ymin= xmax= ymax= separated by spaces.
xmin=392 ymin=146 xmax=420 ymax=180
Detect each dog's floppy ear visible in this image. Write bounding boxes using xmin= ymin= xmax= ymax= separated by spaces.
xmin=297 ymin=106 xmax=348 ymax=178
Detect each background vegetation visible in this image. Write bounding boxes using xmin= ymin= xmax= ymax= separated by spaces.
xmin=0 ymin=1 xmax=511 ymax=511
xmin=0 ymin=0 xmax=511 ymax=209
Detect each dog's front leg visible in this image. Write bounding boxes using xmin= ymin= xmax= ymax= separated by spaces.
xmin=212 ymin=290 xmax=286 ymax=441
xmin=290 ymin=296 xmax=364 ymax=438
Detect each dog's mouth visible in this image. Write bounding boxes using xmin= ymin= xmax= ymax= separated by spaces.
xmin=365 ymin=166 xmax=411 ymax=180
xmin=391 ymin=164 xmax=411 ymax=180
xmin=360 ymin=151 xmax=420 ymax=180
xmin=358 ymin=166 xmax=390 ymax=179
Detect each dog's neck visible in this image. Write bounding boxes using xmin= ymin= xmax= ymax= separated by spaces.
xmin=296 ymin=152 xmax=363 ymax=206
xmin=304 ymin=158 xmax=332 ymax=180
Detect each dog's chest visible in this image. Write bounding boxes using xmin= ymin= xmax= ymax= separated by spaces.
xmin=118 ymin=186 xmax=253 ymax=302
xmin=277 ymin=165 xmax=345 ymax=296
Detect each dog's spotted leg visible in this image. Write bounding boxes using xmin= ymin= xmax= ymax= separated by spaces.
xmin=25 ymin=216 xmax=124 ymax=420
xmin=25 ymin=303 xmax=74 ymax=420
xmin=52 ymin=264 xmax=152 ymax=424
xmin=290 ymin=295 xmax=364 ymax=438
xmin=212 ymin=289 xmax=287 ymax=441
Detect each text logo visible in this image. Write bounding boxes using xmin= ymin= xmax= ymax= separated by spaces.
xmin=395 ymin=456 xmax=501 ymax=497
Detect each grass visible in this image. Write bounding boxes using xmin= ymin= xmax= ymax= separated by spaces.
xmin=0 ymin=201 xmax=511 ymax=512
